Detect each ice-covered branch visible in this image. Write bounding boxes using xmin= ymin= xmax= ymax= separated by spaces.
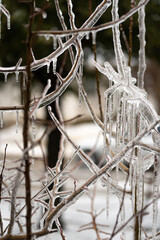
xmin=0 ymin=0 xmax=148 ymax=75
xmin=32 ymin=0 xmax=149 ymax=37
xmin=45 ymin=107 xmax=160 ymax=227
xmin=29 ymin=79 xmax=51 ymax=117
xmin=112 ymin=0 xmax=126 ymax=78
xmin=0 ymin=1 xmax=11 ymax=39
xmin=137 ymin=2 xmax=146 ymax=88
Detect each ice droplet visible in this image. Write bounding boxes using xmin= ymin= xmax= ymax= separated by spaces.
xmin=46 ymin=61 xmax=50 ymax=73
xmin=85 ymin=32 xmax=90 ymax=40
xmin=7 ymin=14 xmax=10 ymax=30
xmin=52 ymin=58 xmax=57 ymax=74
xmin=45 ymin=34 xmax=50 ymax=41
xmin=4 ymin=72 xmax=9 ymax=82
xmin=42 ymin=11 xmax=47 ymax=19
xmin=15 ymin=71 xmax=19 ymax=83
xmin=52 ymin=35 xmax=57 ymax=50
xmin=92 ymin=31 xmax=96 ymax=45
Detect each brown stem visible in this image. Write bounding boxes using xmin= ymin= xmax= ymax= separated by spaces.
xmin=92 ymin=43 xmax=103 ymax=121
xmin=89 ymin=0 xmax=103 ymax=121
xmin=88 ymin=0 xmax=92 ymax=16
xmin=0 ymin=144 xmax=8 ymax=235
xmin=134 ymin=185 xmax=139 ymax=240
xmin=23 ymin=1 xmax=34 ymax=239
xmin=91 ymin=186 xmax=101 ymax=240
xmin=128 ymin=0 xmax=135 ymax=66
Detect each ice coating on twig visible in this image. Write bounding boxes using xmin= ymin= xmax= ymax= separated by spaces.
xmin=112 ymin=0 xmax=126 ymax=79
xmin=0 ymin=1 xmax=11 ymax=39
xmin=137 ymin=3 xmax=146 ymax=88
xmin=152 ymin=156 xmax=159 ymax=239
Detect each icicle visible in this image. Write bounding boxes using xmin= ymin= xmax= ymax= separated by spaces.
xmin=46 ymin=60 xmax=50 ymax=73
xmin=152 ymin=155 xmax=159 ymax=239
xmin=137 ymin=5 xmax=146 ymax=89
xmin=31 ymin=115 xmax=36 ymax=142
xmin=0 ymin=111 xmax=4 ymax=128
xmin=136 ymin=115 xmax=144 ymax=213
xmin=121 ymin=92 xmax=127 ymax=146
xmin=109 ymin=79 xmax=113 ymax=88
xmin=77 ymin=55 xmax=84 ymax=106
xmin=0 ymin=2 xmax=11 ymax=38
xmin=92 ymin=31 xmax=96 ymax=45
xmin=127 ymin=103 xmax=132 ymax=142
xmin=106 ymin=178 xmax=110 ymax=218
xmin=85 ymin=32 xmax=90 ymax=40
xmin=4 ymin=72 xmax=9 ymax=82
xmin=104 ymin=92 xmax=109 ymax=156
xmin=15 ymin=71 xmax=19 ymax=83
xmin=139 ymin=98 xmax=158 ymax=126
xmin=52 ymin=35 xmax=57 ymax=50
xmin=116 ymin=91 xmax=122 ymax=153
xmin=15 ymin=110 xmax=19 ymax=133
xmin=115 ymin=91 xmax=123 ymax=186
xmin=44 ymin=34 xmax=50 ymax=41
xmin=112 ymin=0 xmax=126 ymax=77
xmin=52 ymin=58 xmax=57 ymax=74
xmin=108 ymin=95 xmax=113 ymax=156
xmin=31 ymin=115 xmax=36 ymax=164
xmin=136 ymin=155 xmax=143 ymax=212
xmin=42 ymin=11 xmax=47 ymax=19
xmin=7 ymin=13 xmax=10 ymax=30
xmin=131 ymin=159 xmax=136 ymax=214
